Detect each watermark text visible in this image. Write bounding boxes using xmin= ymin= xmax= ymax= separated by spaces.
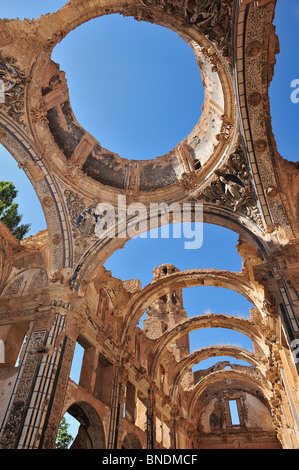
xmin=290 ymin=79 xmax=299 ymax=103
xmin=92 ymin=196 xmax=203 ymax=249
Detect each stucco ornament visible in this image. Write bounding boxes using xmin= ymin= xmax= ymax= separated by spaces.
xmin=0 ymin=57 xmax=27 ymax=123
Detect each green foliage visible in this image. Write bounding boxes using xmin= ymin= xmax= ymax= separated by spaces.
xmin=0 ymin=181 xmax=31 ymax=240
xmin=55 ymin=416 xmax=74 ymax=449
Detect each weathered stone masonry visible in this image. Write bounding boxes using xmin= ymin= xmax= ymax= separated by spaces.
xmin=0 ymin=0 xmax=298 ymax=449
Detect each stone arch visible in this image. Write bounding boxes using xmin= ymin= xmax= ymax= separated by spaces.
xmin=196 ymin=385 xmax=279 ymax=442
xmin=27 ymin=3 xmax=271 ymax=295
xmin=0 ymin=267 xmax=48 ymax=297
xmin=169 ymin=345 xmax=265 ymax=393
xmin=187 ymin=369 xmax=272 ymax=416
xmin=69 ymin=205 xmax=269 ymax=294
xmin=121 ymin=432 xmax=142 ymax=449
xmin=30 ymin=1 xmax=236 ymax=197
xmin=120 ymin=269 xmax=264 ymax=342
xmin=0 ymin=118 xmax=73 ymax=274
xmin=66 ymin=401 xmax=106 ymax=449
xmin=19 ymin=0 xmax=274 ymax=298
xmin=150 ymin=313 xmax=268 ymax=378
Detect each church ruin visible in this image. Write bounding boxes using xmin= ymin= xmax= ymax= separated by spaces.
xmin=0 ymin=0 xmax=298 ymax=449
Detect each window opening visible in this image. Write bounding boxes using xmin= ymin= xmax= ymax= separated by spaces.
xmin=69 ymin=342 xmax=84 ymax=384
xmin=14 ymin=334 xmax=27 ymax=367
xmin=228 ymin=399 xmax=240 ymax=426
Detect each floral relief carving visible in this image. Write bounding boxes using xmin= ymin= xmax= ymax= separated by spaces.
xmin=0 ymin=52 xmax=28 ymax=125
xmin=137 ymin=0 xmax=233 ymax=56
xmin=192 ymin=145 xmax=263 ymax=228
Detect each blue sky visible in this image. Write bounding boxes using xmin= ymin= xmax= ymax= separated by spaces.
xmin=52 ymin=14 xmax=203 ymax=160
xmin=0 ymin=0 xmax=298 ymax=405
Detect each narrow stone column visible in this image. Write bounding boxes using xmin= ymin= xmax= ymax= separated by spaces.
xmin=146 ymin=389 xmax=154 ymax=449
xmin=170 ymin=407 xmax=179 ymax=449
xmin=38 ymin=334 xmax=75 ymax=449
xmin=0 ymin=307 xmax=76 ymax=449
xmin=107 ymin=365 xmax=122 ymax=449
xmin=0 ymin=326 xmax=48 ymax=448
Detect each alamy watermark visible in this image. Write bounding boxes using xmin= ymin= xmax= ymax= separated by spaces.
xmin=290 ymin=79 xmax=299 ymax=103
xmin=90 ymin=196 xmax=203 ymax=250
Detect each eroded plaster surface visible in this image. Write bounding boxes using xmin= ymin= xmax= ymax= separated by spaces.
xmin=0 ymin=0 xmax=298 ymax=450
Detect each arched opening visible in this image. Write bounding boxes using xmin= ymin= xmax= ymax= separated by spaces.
xmin=122 ymin=267 xmax=261 ymax=344
xmin=59 ymin=402 xmax=106 ymax=449
xmin=189 ymin=328 xmax=254 ymax=358
xmin=121 ymin=432 xmax=142 ymax=449
xmin=103 ymin=222 xmax=247 ymax=329
xmin=70 ymin=203 xmax=268 ymax=293
xmin=104 ymin=223 xmax=243 ymax=289
xmin=0 ymin=145 xmax=46 ymax=237
xmin=142 ymin=287 xmax=253 ymax=343
xmin=51 ymin=14 xmax=204 ymax=160
xmin=182 ymin=286 xmax=253 ymax=319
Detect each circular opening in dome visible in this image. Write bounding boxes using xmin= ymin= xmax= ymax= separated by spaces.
xmin=51 ymin=14 xmax=204 ymax=161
